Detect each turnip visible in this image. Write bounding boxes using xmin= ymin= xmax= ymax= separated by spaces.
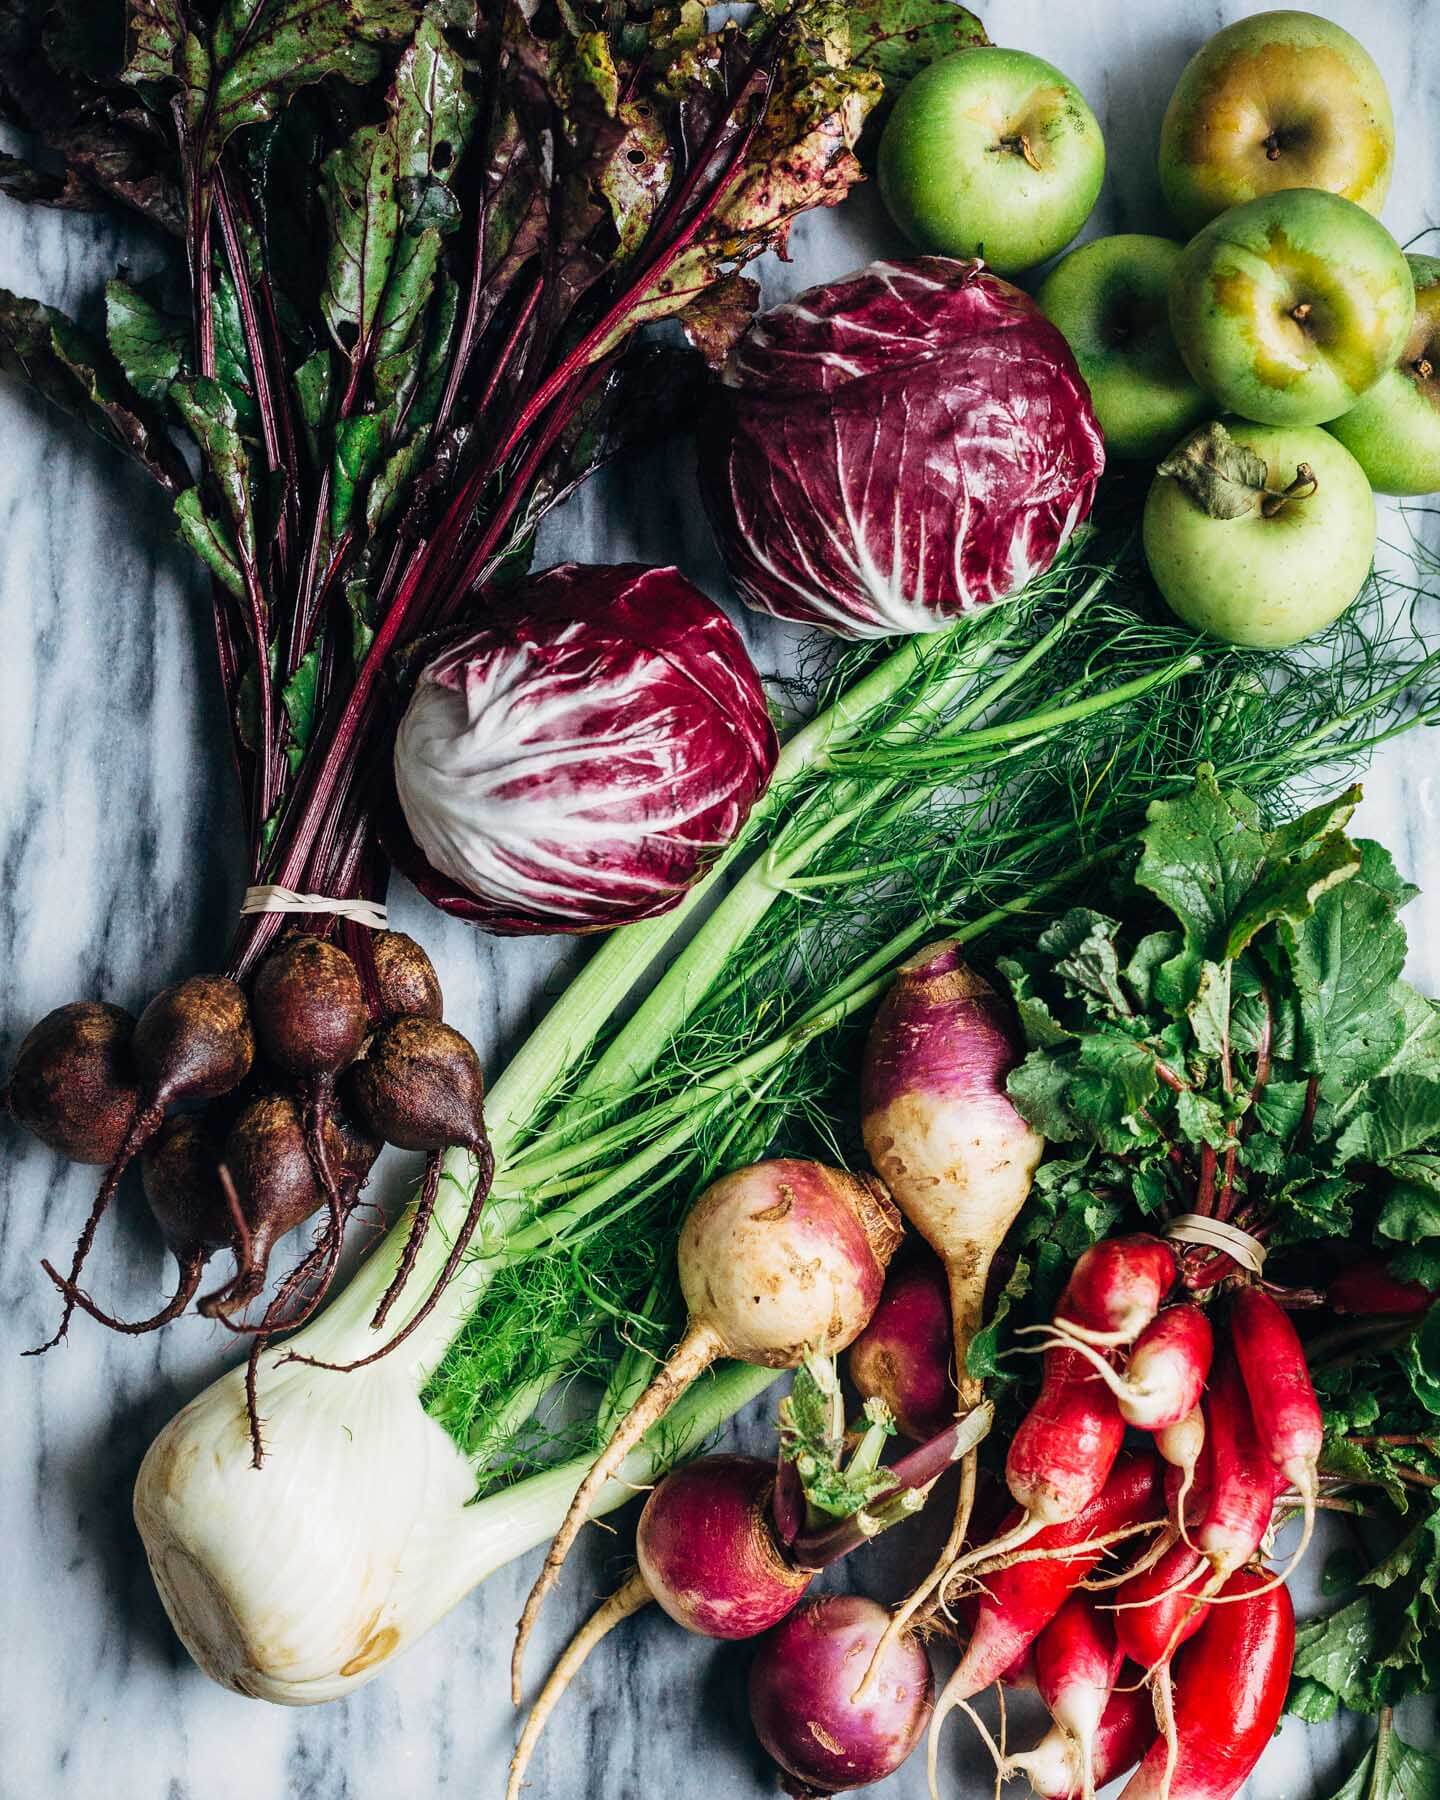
xmin=860 ymin=942 xmax=1043 ymax=1641
xmin=6 ymin=1000 xmax=139 ymax=1164
xmin=750 ymin=1595 xmax=934 ymax=1795
xmin=848 ymin=1242 xmax=955 ymax=1441
xmin=506 ymin=1454 xmax=813 ymax=1799
xmin=510 ymin=1159 xmax=903 ymax=1695
xmin=29 ymin=974 xmax=255 ymax=1352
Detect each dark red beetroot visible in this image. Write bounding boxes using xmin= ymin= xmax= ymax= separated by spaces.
xmin=30 ymin=974 xmax=254 ymax=1352
xmin=749 ymin=1595 xmax=933 ymax=1795
xmin=6 ymin=1001 xmax=139 ymax=1164
xmin=637 ymin=1454 xmax=811 ymax=1637
xmin=369 ymin=930 xmax=444 ymax=1022
xmin=1116 ymin=1572 xmax=1294 ymax=1800
xmin=848 ymin=1242 xmax=954 ymax=1441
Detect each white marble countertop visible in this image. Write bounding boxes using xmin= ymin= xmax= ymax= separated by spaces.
xmin=3 ymin=2 xmax=1439 ymax=1796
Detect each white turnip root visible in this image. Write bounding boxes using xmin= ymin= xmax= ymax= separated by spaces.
xmin=860 ymin=942 xmax=1043 ymax=1651
xmin=511 ymin=1158 xmax=902 ymax=1696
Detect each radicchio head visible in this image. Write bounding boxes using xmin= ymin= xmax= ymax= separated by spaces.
xmin=700 ymin=257 xmax=1105 ymax=638
xmin=391 ymin=563 xmax=778 ymax=935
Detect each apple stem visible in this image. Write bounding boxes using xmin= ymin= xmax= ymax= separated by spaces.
xmin=997 ymin=132 xmax=1043 ymax=172
xmin=1260 ymin=463 xmax=1318 ymax=518
xmin=1415 ymin=357 xmax=1434 ymax=381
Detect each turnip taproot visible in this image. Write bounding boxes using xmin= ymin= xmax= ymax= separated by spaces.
xmin=511 ymin=1159 xmax=902 ymax=1696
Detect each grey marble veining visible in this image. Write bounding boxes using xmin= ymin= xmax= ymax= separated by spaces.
xmin=3 ymin=2 xmax=1440 ymax=1796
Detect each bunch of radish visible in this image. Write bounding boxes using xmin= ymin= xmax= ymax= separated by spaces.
xmin=4 ymin=926 xmax=492 ymax=1461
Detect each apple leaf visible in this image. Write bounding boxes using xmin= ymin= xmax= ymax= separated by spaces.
xmin=1157 ymin=420 xmax=1269 ymax=521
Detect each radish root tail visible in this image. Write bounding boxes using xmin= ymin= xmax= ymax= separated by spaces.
xmin=40 ymin=1249 xmax=204 ymax=1335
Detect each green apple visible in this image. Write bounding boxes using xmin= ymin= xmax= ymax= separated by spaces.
xmin=1143 ymin=419 xmax=1375 ymax=648
xmin=1159 ymin=11 xmax=1394 ymax=237
xmin=1328 ymin=255 xmax=1440 ymax=495
xmin=877 ymin=47 xmax=1104 ymax=276
xmin=1169 ymin=189 xmax=1414 ymax=428
xmin=1037 ymin=235 xmax=1210 ymax=460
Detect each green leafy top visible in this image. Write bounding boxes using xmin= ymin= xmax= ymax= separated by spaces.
xmin=991 ymin=767 xmax=1440 ymax=1718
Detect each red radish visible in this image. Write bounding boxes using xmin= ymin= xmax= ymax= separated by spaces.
xmin=935 ymin=1453 xmax=1160 ymax=1712
xmin=29 ymin=974 xmax=255 ymax=1353
xmin=1031 ymin=1595 xmax=1120 ymax=1800
xmin=1005 ymin=1683 xmax=1154 ymax=1800
xmin=506 ymin=1455 xmax=812 ymax=1800
xmin=848 ymin=1242 xmax=955 ymax=1440
xmin=859 ymin=945 xmax=1044 ymax=1653
xmin=1039 ymin=1305 xmax=1212 ymax=1432
xmin=1051 ymin=1235 xmax=1177 ymax=1346
xmin=1230 ymin=1285 xmax=1324 ymax=1582
xmin=1156 ymin=1405 xmax=1206 ymax=1535
xmin=511 ymin=1159 xmax=902 ymax=1696
xmin=1115 ymin=1571 xmax=1295 ymax=1800
xmin=1328 ymin=1257 xmax=1435 ymax=1317
xmin=1196 ymin=1342 xmax=1286 ymax=1586
xmin=1108 ymin=1541 xmax=1210 ymax=1671
xmin=750 ymin=1596 xmax=934 ymax=1795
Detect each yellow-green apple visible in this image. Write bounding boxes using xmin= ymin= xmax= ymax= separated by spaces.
xmin=878 ymin=47 xmax=1104 ymax=275
xmin=1143 ymin=419 xmax=1375 ymax=648
xmin=1169 ymin=189 xmax=1414 ymax=427
xmin=1159 ymin=11 xmax=1394 ymax=237
xmin=1038 ymin=235 xmax=1210 ymax=459
xmin=1328 ymin=255 xmax=1440 ymax=494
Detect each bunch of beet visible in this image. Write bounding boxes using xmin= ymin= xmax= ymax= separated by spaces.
xmin=4 ymin=927 xmax=491 ymax=1461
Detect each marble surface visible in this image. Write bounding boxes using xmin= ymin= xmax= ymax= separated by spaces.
xmin=2 ymin=2 xmax=1440 ymax=1796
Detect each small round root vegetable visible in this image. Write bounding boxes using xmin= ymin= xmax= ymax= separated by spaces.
xmin=1229 ymin=1285 xmax=1324 ymax=1584
xmin=1005 ymin=1684 xmax=1154 ymax=1800
xmin=933 ymin=1453 xmax=1161 ymax=1723
xmin=251 ymin=936 xmax=369 ymax=1331
xmin=28 ymin=974 xmax=254 ymax=1354
xmin=340 ymin=1015 xmax=492 ymax=1337
xmin=1032 ymin=1306 xmax=1213 ymax=1433
xmin=511 ymin=1159 xmax=901 ymax=1699
xmin=1050 ymin=1236 xmax=1177 ymax=1348
xmin=860 ymin=943 xmax=1043 ymax=1644
xmin=1328 ymin=1256 xmax=1435 ymax=1317
xmin=1031 ymin=1594 xmax=1119 ymax=1800
xmin=369 ymin=929 xmax=444 ymax=1023
xmin=6 ymin=1000 xmax=139 ymax=1164
xmin=848 ymin=1242 xmax=955 ymax=1441
xmin=42 ymin=1114 xmax=236 ymax=1334
xmin=1114 ymin=1571 xmax=1295 ymax=1800
xmin=508 ymin=1455 xmax=811 ymax=1800
xmin=637 ymin=1454 xmax=812 ymax=1636
xmin=751 ymin=1596 xmax=933 ymax=1796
